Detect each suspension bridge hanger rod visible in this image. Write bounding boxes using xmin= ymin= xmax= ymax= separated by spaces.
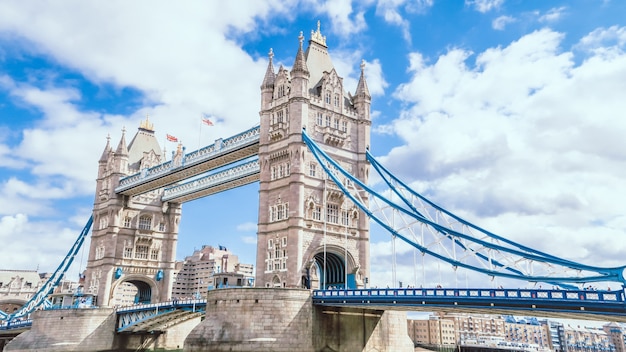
xmin=302 ymin=129 xmax=626 ymax=286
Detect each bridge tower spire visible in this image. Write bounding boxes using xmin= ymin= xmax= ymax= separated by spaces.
xmin=257 ymin=23 xmax=371 ymax=289
xmin=85 ymin=117 xmax=181 ymax=307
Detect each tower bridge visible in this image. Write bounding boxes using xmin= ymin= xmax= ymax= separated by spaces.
xmin=2 ymin=22 xmax=626 ymax=352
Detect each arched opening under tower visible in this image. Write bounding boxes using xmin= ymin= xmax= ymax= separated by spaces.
xmin=112 ymin=280 xmax=152 ymax=305
xmin=307 ymin=251 xmax=349 ymax=290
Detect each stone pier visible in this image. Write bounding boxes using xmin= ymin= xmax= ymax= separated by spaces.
xmin=184 ymin=288 xmax=413 ymax=352
xmin=4 ymin=308 xmax=116 ymax=352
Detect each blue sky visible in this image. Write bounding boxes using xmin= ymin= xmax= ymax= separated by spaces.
xmin=1 ymin=0 xmax=626 ymax=291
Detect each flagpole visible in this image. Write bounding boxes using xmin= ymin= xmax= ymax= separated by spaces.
xmin=198 ymin=114 xmax=202 ymax=149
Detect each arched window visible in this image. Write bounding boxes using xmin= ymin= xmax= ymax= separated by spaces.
xmin=138 ymin=215 xmax=152 ymax=230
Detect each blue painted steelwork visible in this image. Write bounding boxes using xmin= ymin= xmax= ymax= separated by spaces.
xmin=0 ymin=216 xmax=93 ymax=323
xmin=0 ymin=319 xmax=32 ymax=331
xmin=116 ymin=125 xmax=260 ymax=194
xmin=302 ymin=130 xmax=626 ymax=287
xmin=313 ymin=288 xmax=626 ymax=320
xmin=116 ymin=299 xmax=206 ymax=333
xmin=162 ymin=158 xmax=259 ymax=201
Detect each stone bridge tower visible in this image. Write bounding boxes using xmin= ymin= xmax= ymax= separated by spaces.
xmin=85 ymin=118 xmax=181 ymax=307
xmin=256 ymin=23 xmax=371 ymax=289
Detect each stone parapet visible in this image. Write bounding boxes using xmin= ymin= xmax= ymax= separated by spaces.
xmin=4 ymin=308 xmax=116 ymax=352
xmin=185 ymin=288 xmax=314 ymax=352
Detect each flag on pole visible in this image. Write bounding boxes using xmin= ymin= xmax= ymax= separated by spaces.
xmin=202 ymin=116 xmax=214 ymax=126
xmin=166 ymin=134 xmax=178 ymax=142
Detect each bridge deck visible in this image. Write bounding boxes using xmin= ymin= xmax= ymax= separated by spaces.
xmin=313 ymin=288 xmax=626 ymax=322
xmin=115 ymin=126 xmax=260 ymax=197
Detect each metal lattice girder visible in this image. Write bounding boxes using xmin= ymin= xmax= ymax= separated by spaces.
xmin=302 ymin=130 xmax=626 ymax=287
xmin=0 ymin=216 xmax=93 ymax=322
xmin=162 ymin=158 xmax=260 ymax=202
xmin=116 ymin=126 xmax=260 ymax=196
xmin=120 ymin=309 xmax=203 ymax=333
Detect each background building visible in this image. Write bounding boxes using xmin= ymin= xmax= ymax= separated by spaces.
xmin=172 ymin=245 xmax=253 ymax=298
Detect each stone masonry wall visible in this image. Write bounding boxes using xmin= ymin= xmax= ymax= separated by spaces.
xmin=4 ymin=308 xmax=116 ymax=352
xmin=184 ymin=288 xmax=314 ymax=352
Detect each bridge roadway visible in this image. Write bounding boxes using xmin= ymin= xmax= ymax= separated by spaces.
xmin=115 ymin=125 xmax=260 ymax=201
xmin=313 ymin=287 xmax=626 ymax=322
xmin=4 ymin=287 xmax=626 ymax=336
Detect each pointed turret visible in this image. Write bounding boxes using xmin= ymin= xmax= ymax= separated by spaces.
xmin=261 ymin=49 xmax=276 ymax=109
xmin=354 ymin=60 xmax=371 ymax=122
xmin=99 ymin=134 xmax=112 ymax=163
xmin=291 ymin=32 xmax=310 ymax=76
xmin=355 ymin=60 xmax=371 ymax=100
xmin=290 ymin=32 xmax=310 ymax=99
xmin=115 ymin=127 xmax=129 ymax=156
xmin=261 ymin=48 xmax=276 ymax=90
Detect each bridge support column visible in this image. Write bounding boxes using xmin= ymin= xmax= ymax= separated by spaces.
xmin=184 ymin=288 xmax=412 ymax=352
xmin=313 ymin=306 xmax=413 ymax=352
xmin=4 ymin=308 xmax=116 ymax=352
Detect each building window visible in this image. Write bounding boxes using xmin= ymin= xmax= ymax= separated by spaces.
xmin=277 ymin=110 xmax=284 ymax=123
xmin=312 ymin=206 xmax=321 ymax=221
xmin=95 ymin=246 xmax=105 ymax=260
xmin=123 ymin=247 xmax=133 ymax=259
xmin=138 ymin=216 xmax=151 ymax=230
xmin=150 ymin=248 xmax=159 ymax=260
xmin=334 ymin=94 xmax=340 ymax=107
xmin=158 ymin=222 xmax=165 ymax=231
xmin=325 ymin=91 xmax=331 ymax=104
xmin=317 ymin=112 xmax=323 ymax=126
xmin=342 ymin=209 xmax=350 ymax=226
xmin=282 ymin=237 xmax=287 ymax=247
xmin=309 ymin=163 xmax=316 ymax=177
xmin=123 ymin=216 xmax=132 ymax=228
xmin=268 ymin=239 xmax=274 ymax=249
xmin=270 ymin=202 xmax=289 ymax=222
xmin=326 ymin=204 xmax=339 ymax=224
xmin=135 ymin=245 xmax=149 ymax=259
xmin=333 ymin=118 xmax=339 ymax=129
xmin=325 ymin=115 xmax=331 ymax=127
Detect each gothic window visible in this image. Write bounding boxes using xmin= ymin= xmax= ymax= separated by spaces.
xmin=269 ymin=202 xmax=289 ymax=222
xmin=333 ymin=118 xmax=339 ymax=129
xmin=312 ymin=205 xmax=321 ymax=221
xmin=341 ymin=120 xmax=347 ymax=132
xmin=317 ymin=112 xmax=323 ymax=126
xmin=309 ymin=163 xmax=316 ymax=177
xmin=271 ymin=166 xmax=276 ymax=180
xmin=150 ymin=248 xmax=159 ymax=260
xmin=326 ymin=204 xmax=339 ymax=224
xmin=278 ymin=85 xmax=285 ymax=97
xmin=341 ymin=209 xmax=350 ymax=226
xmin=123 ymin=247 xmax=133 ymax=259
xmin=95 ymin=246 xmax=105 ymax=260
xmin=277 ymin=204 xmax=285 ymax=220
xmin=158 ymin=222 xmax=165 ymax=232
xmin=282 ymin=237 xmax=287 ymax=247
xmin=268 ymin=239 xmax=273 ymax=249
xmin=277 ymin=110 xmax=284 ymax=123
xmin=135 ymin=245 xmax=149 ymax=259
xmin=325 ymin=91 xmax=331 ymax=104
xmin=334 ymin=94 xmax=340 ymax=107
xmin=123 ymin=216 xmax=132 ymax=228
xmin=325 ymin=115 xmax=331 ymax=127
xmin=138 ymin=215 xmax=151 ymax=230
xmin=279 ymin=164 xmax=284 ymax=178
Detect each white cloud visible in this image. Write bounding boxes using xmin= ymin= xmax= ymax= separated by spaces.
xmin=577 ymin=25 xmax=626 ymax=53
xmin=0 ymin=213 xmax=90 ymax=276
xmin=465 ymin=0 xmax=503 ymax=13
xmin=492 ymin=15 xmax=516 ymax=30
xmin=375 ymin=0 xmax=433 ymax=43
xmin=538 ymin=6 xmax=567 ymax=23
xmin=379 ymin=28 xmax=626 ymax=270
xmin=236 ymin=222 xmax=258 ymax=232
